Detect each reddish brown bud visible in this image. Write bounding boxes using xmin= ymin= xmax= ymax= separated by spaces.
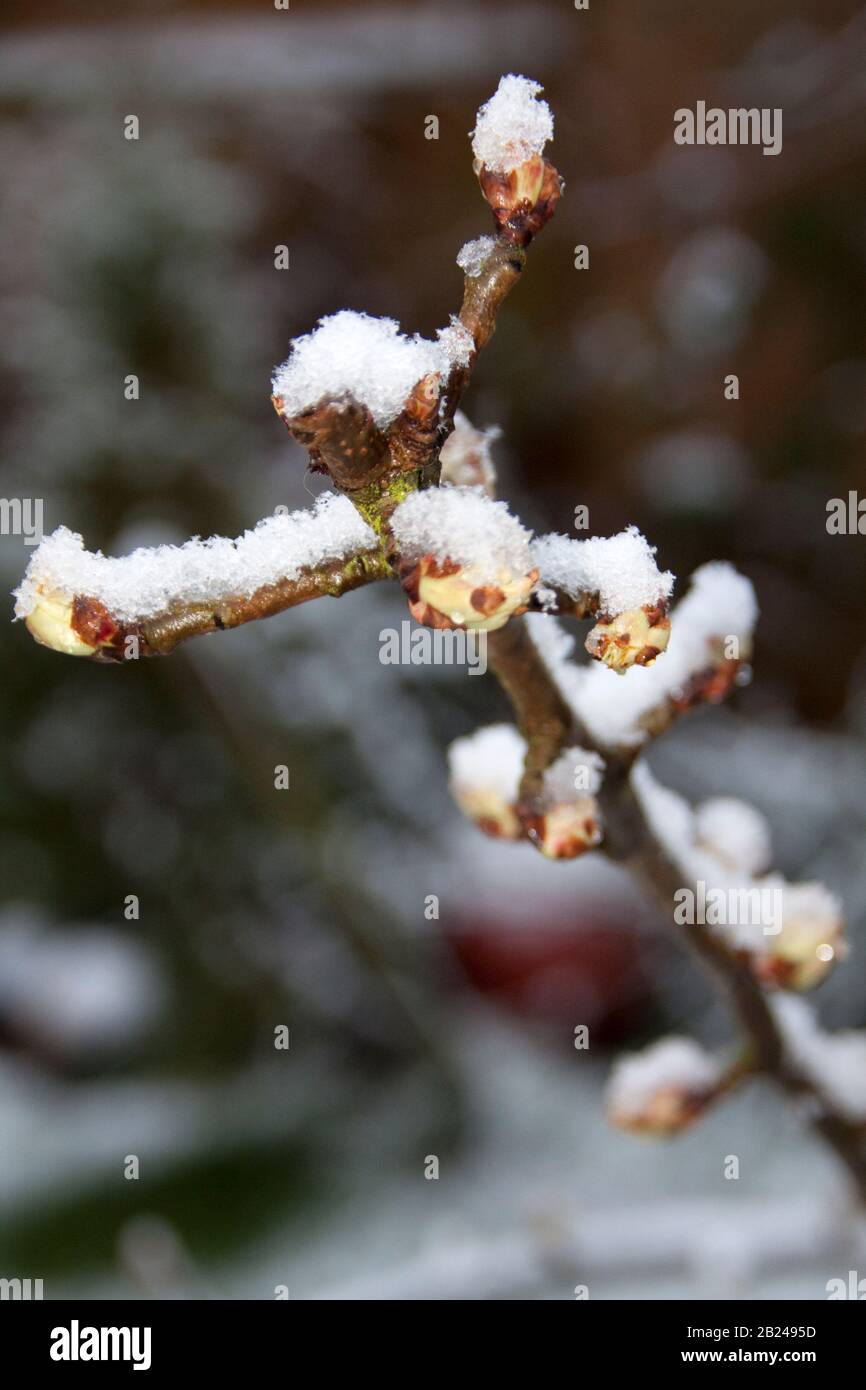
xmin=476 ymin=156 xmax=563 ymax=246
xmin=272 ymin=393 xmax=390 ymax=490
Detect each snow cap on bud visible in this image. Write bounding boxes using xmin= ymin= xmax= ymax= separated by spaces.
xmin=447 ymin=724 xmax=524 ymax=840
xmin=606 ymin=1037 xmax=724 ymax=1137
xmin=531 ymin=527 xmax=674 ymax=669
xmin=24 ymin=589 xmax=112 ymax=657
xmin=471 ymin=75 xmax=553 ymax=175
xmin=695 ymin=797 xmax=772 ymax=877
xmin=524 ymin=747 xmax=605 ymax=860
xmin=271 ymin=311 xmax=473 ymax=485
xmin=756 ymin=881 xmax=846 ymax=992
xmin=586 ymin=603 xmax=671 ymax=672
xmin=392 ymin=487 xmax=537 ymax=633
xmin=272 ymin=311 xmax=472 ymax=434
xmin=471 ymin=75 xmax=561 ymax=243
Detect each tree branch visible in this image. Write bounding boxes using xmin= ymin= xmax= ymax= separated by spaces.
xmin=486 ymin=622 xmax=866 ymax=1202
xmin=23 ymin=546 xmax=392 ymax=661
xmin=131 ymin=548 xmax=392 ymax=658
xmin=486 ymin=618 xmax=584 ymax=803
xmin=601 ymin=763 xmax=866 ymax=1203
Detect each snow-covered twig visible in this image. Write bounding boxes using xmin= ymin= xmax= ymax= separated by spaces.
xmin=593 ymin=759 xmax=866 ymax=1199
xmin=15 ymin=495 xmax=389 ymax=658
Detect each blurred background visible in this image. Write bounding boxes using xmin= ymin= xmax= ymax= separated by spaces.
xmin=1 ymin=0 xmax=865 ymax=1300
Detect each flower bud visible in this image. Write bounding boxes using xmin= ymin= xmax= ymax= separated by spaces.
xmin=272 ymin=393 xmax=390 ymax=491
xmin=405 ymin=554 xmax=537 ymax=633
xmin=470 ymin=76 xmax=561 ymax=244
xmin=755 ymin=883 xmax=846 ymax=992
xmin=447 ymin=725 xmax=524 ymax=839
xmin=476 ymin=157 xmax=563 ymax=245
xmin=24 ymin=590 xmax=113 ymax=657
xmin=439 ymin=411 xmax=498 ymax=496
xmin=586 ymin=603 xmax=671 ymax=672
xmin=521 ymin=747 xmax=605 ymax=860
xmin=523 ymin=797 xmax=602 ymax=860
xmin=606 ymin=1038 xmax=724 ymax=1137
xmin=452 ymin=785 xmax=522 ymax=841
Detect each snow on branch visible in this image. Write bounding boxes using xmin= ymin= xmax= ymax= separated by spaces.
xmin=528 ymin=561 xmax=757 ymax=750
xmin=456 ymin=237 xmax=499 ymax=279
xmin=271 ymin=310 xmax=473 ymax=433
xmin=631 ymin=760 xmax=846 ymax=993
xmin=391 ymin=486 xmax=532 ymax=577
xmin=694 ymin=796 xmax=772 ymax=877
xmin=773 ymin=997 xmax=866 ymax=1124
xmin=13 ymin=73 xmax=568 ymax=660
xmin=447 ymin=723 xmax=525 ymax=839
xmin=267 ymin=75 xmax=561 ymax=509
xmin=532 ymin=527 xmax=673 ymax=617
xmin=391 ymin=493 xmax=676 ymax=665
xmin=14 ymin=494 xmax=383 ymax=659
xmin=532 ymin=526 xmax=673 ymax=671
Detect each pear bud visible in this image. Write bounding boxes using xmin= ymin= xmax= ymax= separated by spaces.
xmin=25 ymin=590 xmax=109 ymax=657
xmin=586 ymin=603 xmax=671 ymax=672
xmin=606 ymin=1038 xmax=724 ymax=1137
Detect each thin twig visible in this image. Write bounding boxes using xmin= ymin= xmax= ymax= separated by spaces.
xmin=486 ymin=618 xmax=581 ymax=803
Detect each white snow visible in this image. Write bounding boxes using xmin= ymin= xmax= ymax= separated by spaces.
xmin=435 ymin=318 xmax=476 ymax=374
xmin=447 ymin=723 xmax=524 ymax=803
xmin=606 ymin=1038 xmax=722 ymax=1117
xmin=630 ymin=760 xmax=699 ymax=873
xmin=13 ymin=493 xmax=377 ymax=624
xmin=471 ymin=74 xmax=553 ymax=174
xmin=631 ymin=761 xmax=843 ymax=962
xmin=524 ymin=609 xmax=577 ymax=670
xmin=439 ymin=410 xmax=499 ymax=494
xmin=447 ymin=726 xmax=602 ymax=823
xmin=390 ymin=486 xmax=533 ymax=579
xmin=695 ymin=797 xmax=773 ymax=877
xmin=528 ymin=562 xmax=757 ymax=750
xmin=542 ymin=746 xmax=605 ymax=805
xmin=772 ymin=997 xmax=866 ymax=1122
xmin=532 ymin=526 xmax=674 ymax=615
xmin=271 ymin=310 xmax=473 ymax=430
xmin=456 ymin=236 xmax=498 ymax=277
xmin=774 ymin=881 xmax=844 ymax=967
